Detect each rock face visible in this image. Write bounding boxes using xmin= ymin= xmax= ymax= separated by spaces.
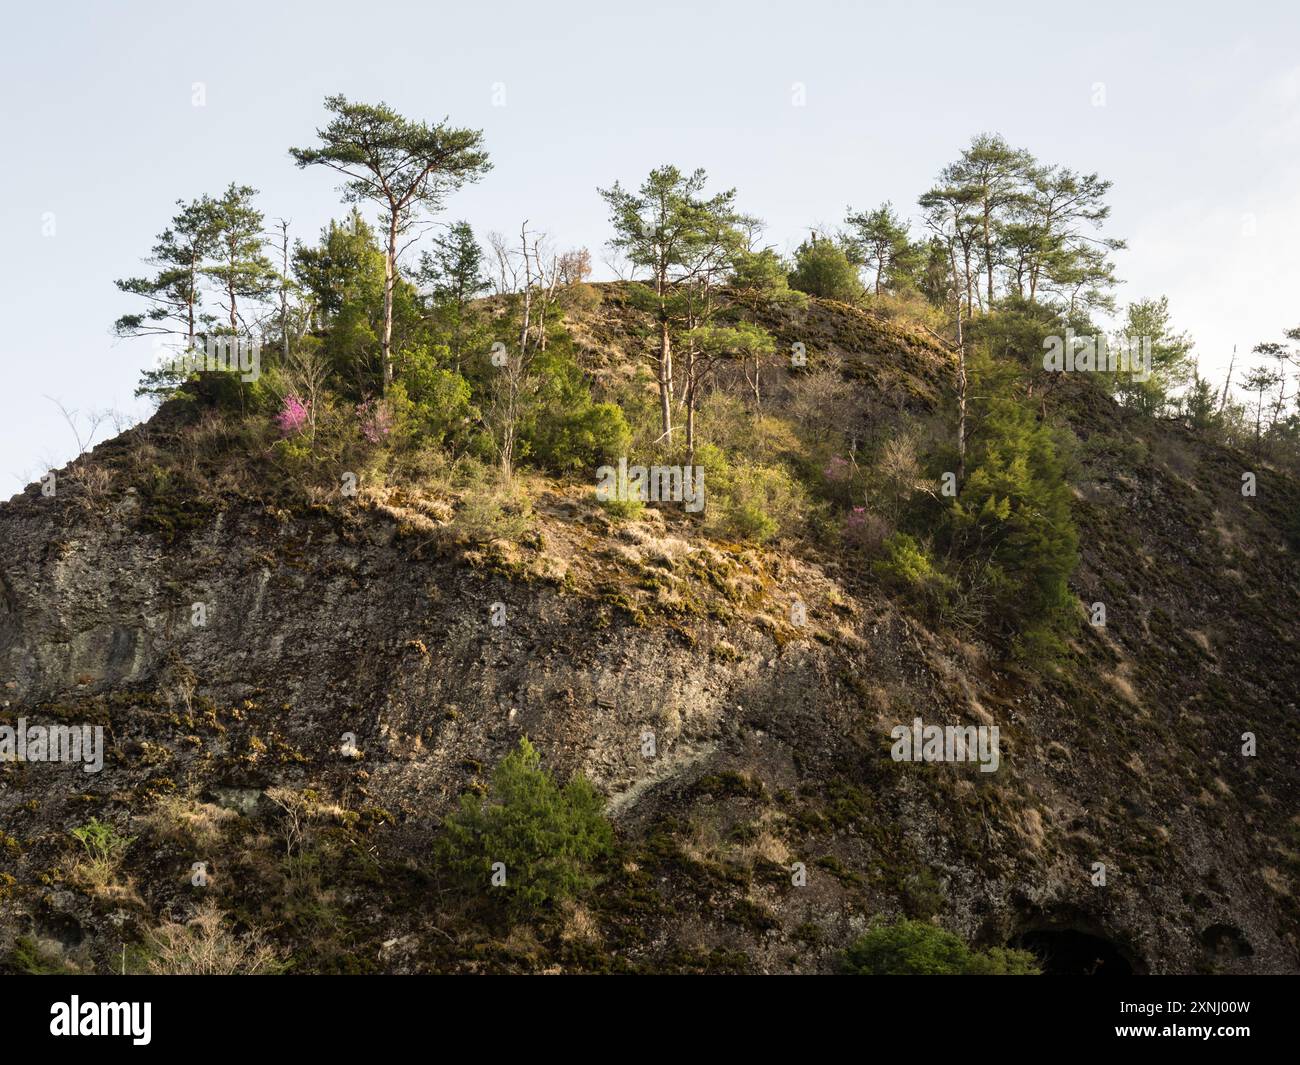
xmin=1 ymin=296 xmax=1297 ymax=975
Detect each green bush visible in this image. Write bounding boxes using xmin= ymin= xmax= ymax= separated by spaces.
xmin=392 ymin=344 xmax=476 ymax=448
xmin=447 ymin=479 xmax=534 ymax=543
xmin=600 ymin=496 xmax=645 ymax=521
xmin=696 ymin=443 xmax=808 ymax=543
xmin=538 ymin=400 xmax=631 ymax=473
xmin=730 ymin=247 xmax=792 ymax=297
xmin=7 ymin=936 xmax=76 ymax=975
xmin=521 ymin=347 xmax=631 ymax=473
xmin=70 ymin=817 xmax=134 ymax=862
xmin=872 ymin=532 xmax=956 ymax=618
xmin=267 ymin=393 xmax=367 ymax=488
xmin=788 ymin=238 xmax=864 ymax=303
xmin=841 ymin=918 xmax=1040 ymax=975
xmin=945 ymin=371 xmax=1079 ymax=658
xmin=439 ymin=738 xmax=613 ymax=919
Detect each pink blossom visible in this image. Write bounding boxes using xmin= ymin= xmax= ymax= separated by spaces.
xmin=356 ymin=397 xmax=393 ymax=444
xmin=842 ymin=506 xmax=881 ymax=550
xmin=824 ymin=456 xmax=852 ymax=482
xmin=277 ymin=394 xmax=310 ymax=435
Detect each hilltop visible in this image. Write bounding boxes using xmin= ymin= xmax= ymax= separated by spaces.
xmin=1 ymin=284 xmax=1297 ymax=975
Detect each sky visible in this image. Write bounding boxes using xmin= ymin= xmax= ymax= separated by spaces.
xmin=2 ymin=0 xmax=1298 ymax=494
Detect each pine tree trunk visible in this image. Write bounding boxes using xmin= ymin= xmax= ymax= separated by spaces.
xmin=382 ymin=210 xmax=398 ymax=393
xmin=950 ymin=236 xmax=968 ymax=483
xmin=656 ymin=278 xmax=673 ymax=443
xmin=956 ymin=328 xmax=968 ymax=483
xmin=226 ymin=242 xmax=238 ymax=333
xmin=659 ymin=319 xmax=673 ymax=441
xmin=187 ymin=252 xmax=197 ymax=349
xmin=984 ymin=208 xmax=995 ymax=307
xmin=280 ymin=224 xmax=290 ymax=363
xmin=685 ymin=347 xmax=696 ymax=458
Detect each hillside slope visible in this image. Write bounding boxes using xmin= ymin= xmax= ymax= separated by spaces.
xmin=1 ymin=289 xmax=1297 ymax=974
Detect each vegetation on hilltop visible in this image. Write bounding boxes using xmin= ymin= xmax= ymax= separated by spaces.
xmin=109 ymin=101 xmax=1300 ymax=666
xmin=7 ymin=98 xmax=1291 ymax=975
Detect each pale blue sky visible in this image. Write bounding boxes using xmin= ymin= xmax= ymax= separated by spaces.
xmin=3 ymin=0 xmax=1298 ymax=493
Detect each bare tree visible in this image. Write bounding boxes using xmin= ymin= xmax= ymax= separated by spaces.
xmin=282 ymin=341 xmax=330 ymax=440
xmin=556 ymin=247 xmax=593 ymax=286
xmin=487 ymin=222 xmax=560 ymax=478
xmin=45 ymin=396 xmax=111 ymax=458
xmin=272 ymin=218 xmax=293 ymax=363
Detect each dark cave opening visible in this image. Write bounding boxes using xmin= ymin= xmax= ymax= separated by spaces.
xmin=1014 ymin=929 xmax=1135 ymax=975
xmin=1199 ymin=923 xmax=1253 ymax=960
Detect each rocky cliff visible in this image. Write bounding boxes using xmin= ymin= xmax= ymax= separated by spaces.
xmin=1 ymin=290 xmax=1296 ymax=974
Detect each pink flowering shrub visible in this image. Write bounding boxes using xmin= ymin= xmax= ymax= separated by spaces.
xmin=843 ymin=506 xmax=890 ymax=553
xmin=356 ymin=397 xmax=393 ymax=444
xmin=823 ymin=455 xmax=852 ymax=482
xmin=277 ymin=394 xmax=310 ymax=435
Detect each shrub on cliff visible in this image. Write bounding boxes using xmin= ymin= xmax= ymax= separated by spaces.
xmin=788 ymin=237 xmax=863 ymax=304
xmin=872 ymin=532 xmax=957 ymax=620
xmin=695 ymin=442 xmax=810 ymax=543
xmin=439 ymin=738 xmax=613 ymax=920
xmin=520 ymin=347 xmax=631 ymax=472
xmin=841 ymin=918 xmax=1040 ymax=975
xmin=943 ymin=351 xmax=1080 ymax=658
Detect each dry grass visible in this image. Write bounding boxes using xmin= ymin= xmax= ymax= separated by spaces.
xmin=680 ymin=810 xmax=791 ymax=871
xmin=68 ymin=461 xmax=116 ymax=505
xmin=735 ymin=828 xmax=791 ymax=867
xmin=559 ymin=902 xmax=601 ymax=945
xmin=69 ymin=855 xmax=138 ymax=900
xmin=1260 ymin=867 xmax=1291 ymax=897
xmin=138 ymin=795 xmax=238 ymax=850
xmin=1105 ymin=669 xmax=1141 ymax=706
xmin=143 ymin=900 xmax=284 ymax=975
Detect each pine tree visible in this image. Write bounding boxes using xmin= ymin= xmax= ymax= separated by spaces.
xmin=1241 ymin=364 xmax=1284 ymax=450
xmin=844 ymin=202 xmax=913 ymax=295
xmin=936 ymin=134 xmax=1035 ymax=308
xmin=1112 ymin=297 xmax=1194 ymax=415
xmin=1182 ymin=366 xmax=1222 ymax=433
xmin=115 ymin=196 xmax=221 ymax=346
xmin=787 ymin=234 xmax=863 ymax=303
xmin=599 ymin=165 xmax=741 ymax=445
xmin=292 ymin=209 xmax=387 ymax=327
xmin=946 ymin=351 xmax=1079 ymax=657
xmin=203 ymin=183 xmax=277 ymax=334
xmin=291 ymin=95 xmax=491 ymax=392
xmin=438 ymin=738 xmax=613 ymax=919
xmin=417 ymin=220 xmax=489 ymax=370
